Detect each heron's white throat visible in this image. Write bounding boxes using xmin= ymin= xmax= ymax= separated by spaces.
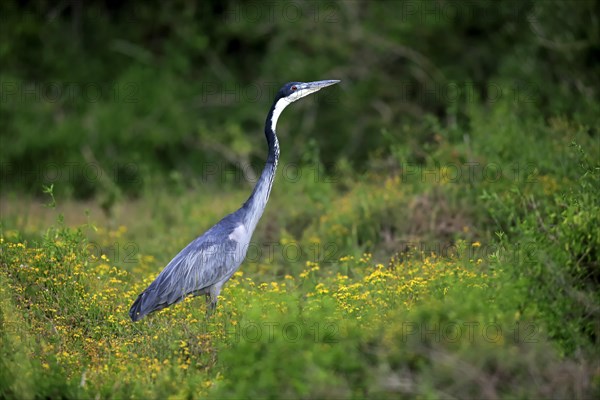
xmin=270 ymin=88 xmax=322 ymax=132
xmin=270 ymin=97 xmax=292 ymax=133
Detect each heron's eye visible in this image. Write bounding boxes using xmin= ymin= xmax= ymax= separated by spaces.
xmin=291 ymin=85 xmax=297 ymax=91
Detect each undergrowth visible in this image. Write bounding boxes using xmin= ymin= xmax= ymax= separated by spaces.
xmin=2 ymin=130 xmax=599 ymax=398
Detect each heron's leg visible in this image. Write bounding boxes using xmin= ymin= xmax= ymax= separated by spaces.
xmin=205 ymin=293 xmax=216 ymax=317
xmin=205 ymin=283 xmax=223 ymax=317
xmin=206 ymin=300 xmax=217 ymax=317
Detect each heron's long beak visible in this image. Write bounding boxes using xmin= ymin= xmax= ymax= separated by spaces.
xmin=291 ymin=79 xmax=341 ymax=101
xmin=304 ymin=79 xmax=341 ymax=89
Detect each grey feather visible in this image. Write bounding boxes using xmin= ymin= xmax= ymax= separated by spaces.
xmin=129 ymin=212 xmax=247 ymax=321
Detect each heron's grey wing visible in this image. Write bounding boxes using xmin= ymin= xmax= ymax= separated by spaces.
xmin=129 ymin=233 xmax=239 ymax=321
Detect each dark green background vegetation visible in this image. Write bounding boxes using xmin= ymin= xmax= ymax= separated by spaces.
xmin=2 ymin=0 xmax=597 ymax=197
xmin=1 ymin=0 xmax=599 ymax=398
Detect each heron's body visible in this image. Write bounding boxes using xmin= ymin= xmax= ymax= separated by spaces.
xmin=130 ymin=80 xmax=339 ymax=321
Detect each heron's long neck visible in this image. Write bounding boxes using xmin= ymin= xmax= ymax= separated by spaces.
xmin=242 ymin=99 xmax=285 ymax=231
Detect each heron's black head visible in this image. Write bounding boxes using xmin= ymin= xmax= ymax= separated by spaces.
xmin=276 ymin=82 xmax=302 ymax=99
xmin=267 ymin=79 xmax=340 ymax=134
xmin=275 ymin=80 xmax=340 ymax=103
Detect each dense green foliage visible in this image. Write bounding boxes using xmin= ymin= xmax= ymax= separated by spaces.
xmin=2 ymin=0 xmax=598 ymax=197
xmin=1 ymin=0 xmax=599 ymax=398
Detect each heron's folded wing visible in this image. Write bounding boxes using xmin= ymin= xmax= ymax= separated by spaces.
xmin=154 ymin=237 xmax=238 ymax=305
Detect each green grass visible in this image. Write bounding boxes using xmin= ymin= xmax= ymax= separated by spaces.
xmin=1 ymin=67 xmax=600 ymax=398
xmin=2 ymin=106 xmax=599 ymax=397
xmin=1 ymin=220 xmax=592 ymax=399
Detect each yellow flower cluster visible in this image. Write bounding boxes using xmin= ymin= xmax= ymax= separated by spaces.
xmin=1 ymin=222 xmax=490 ymax=398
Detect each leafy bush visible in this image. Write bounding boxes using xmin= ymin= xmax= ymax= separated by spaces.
xmin=484 ymin=142 xmax=599 ymax=353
